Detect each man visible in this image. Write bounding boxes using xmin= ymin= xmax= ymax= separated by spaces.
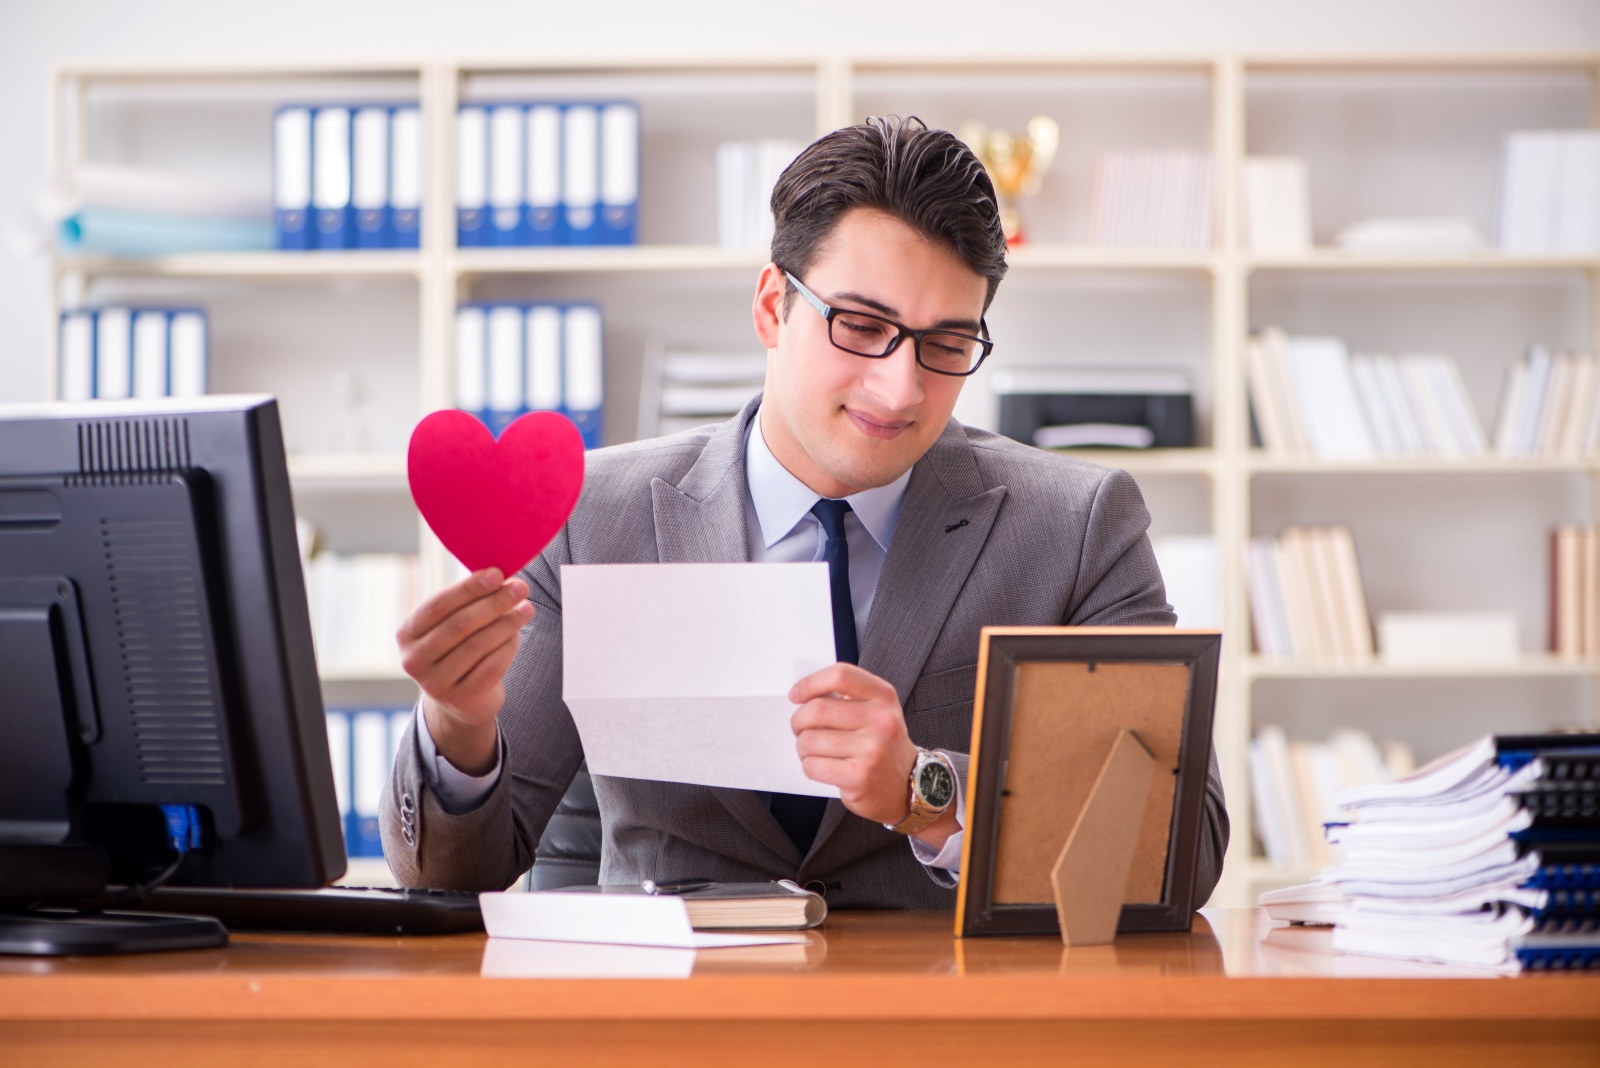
xmin=384 ymin=116 xmax=1228 ymax=908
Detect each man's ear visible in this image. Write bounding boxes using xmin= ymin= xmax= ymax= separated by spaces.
xmin=752 ymin=262 xmax=786 ymax=350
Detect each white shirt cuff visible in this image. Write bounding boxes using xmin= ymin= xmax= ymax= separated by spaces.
xmin=414 ymin=701 xmax=503 ymax=813
xmin=907 ymin=751 xmax=965 ymax=875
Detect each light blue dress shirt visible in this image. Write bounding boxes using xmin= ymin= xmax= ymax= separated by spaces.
xmin=417 ymin=406 xmax=964 ymax=874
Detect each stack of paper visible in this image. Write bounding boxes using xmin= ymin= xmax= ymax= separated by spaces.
xmin=1247 ymin=524 xmax=1374 ymax=661
xmin=1085 ymin=150 xmax=1214 ymax=248
xmin=1492 ymin=346 xmax=1600 ymax=458
xmin=1262 ymin=733 xmax=1600 ymax=973
xmin=24 ymin=162 xmax=275 ymax=258
xmin=1249 ymin=328 xmax=1487 ymax=459
xmin=642 ymin=349 xmax=767 ymax=438
xmin=1250 ymin=726 xmax=1415 ymax=870
xmin=1335 ymin=217 xmax=1485 ymax=255
xmin=1499 ymin=130 xmax=1600 ymax=253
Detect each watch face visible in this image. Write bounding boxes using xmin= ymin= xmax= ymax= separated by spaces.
xmin=918 ymin=761 xmax=955 ymax=809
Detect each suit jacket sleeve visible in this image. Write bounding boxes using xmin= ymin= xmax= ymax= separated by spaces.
xmin=1061 ymin=467 xmax=1231 ymax=907
xmin=381 ymin=525 xmax=583 ymax=891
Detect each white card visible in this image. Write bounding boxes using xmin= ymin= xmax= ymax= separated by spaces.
xmin=479 ymin=891 xmax=812 ymax=950
xmin=561 ymin=562 xmax=839 ymax=798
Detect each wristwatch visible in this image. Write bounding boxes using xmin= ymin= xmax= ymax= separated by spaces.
xmin=885 ymin=748 xmax=957 ymax=835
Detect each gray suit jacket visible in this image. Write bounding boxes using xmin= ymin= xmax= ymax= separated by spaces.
xmin=383 ymin=397 xmax=1229 ymax=908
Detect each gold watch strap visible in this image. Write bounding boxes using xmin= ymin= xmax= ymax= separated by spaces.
xmin=886 ymin=749 xmax=952 ymax=835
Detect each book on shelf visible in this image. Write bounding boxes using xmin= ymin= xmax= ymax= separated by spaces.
xmin=716 ymin=140 xmax=803 ymax=250
xmin=456 ymin=101 xmax=639 ymax=248
xmin=275 ymin=104 xmax=422 ymax=251
xmin=1150 ymin=535 xmax=1219 ymax=628
xmin=1377 ymin=611 xmax=1519 ymax=665
xmin=1499 ymin=130 xmax=1600 ymax=254
xmin=58 ymin=306 xmax=208 ymax=402
xmin=325 ymin=706 xmax=415 ymax=858
xmin=1492 ymin=346 xmax=1600 ymax=459
xmin=1248 ymin=328 xmax=1487 ymax=460
xmin=639 ymin=348 xmax=766 ymax=438
xmin=1247 ymin=524 xmax=1374 ymax=661
xmin=1550 ymin=524 xmax=1600 ymax=658
xmin=303 ymin=549 xmax=422 ymax=674
xmin=1084 ymin=150 xmax=1214 ymax=249
xmin=1249 ymin=725 xmax=1415 ymax=871
xmin=1241 ymin=156 xmax=1311 ymax=253
xmin=1261 ymin=732 xmax=1600 ymax=973
xmin=455 ymin=302 xmax=605 ymax=449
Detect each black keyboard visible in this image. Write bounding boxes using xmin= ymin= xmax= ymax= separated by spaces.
xmin=135 ymin=885 xmax=484 ymax=936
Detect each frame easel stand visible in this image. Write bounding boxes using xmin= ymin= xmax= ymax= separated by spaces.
xmin=1050 ymin=729 xmax=1157 ymax=946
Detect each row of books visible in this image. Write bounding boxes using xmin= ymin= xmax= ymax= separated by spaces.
xmin=1250 ymin=725 xmax=1415 ymax=869
xmin=456 ymin=102 xmax=639 ymax=247
xmin=325 ymin=707 xmax=413 ymax=859
xmin=1551 ymin=524 xmax=1600 ymax=658
xmin=1492 ymin=346 xmax=1600 ymax=458
xmin=1247 ymin=525 xmax=1373 ymax=661
xmin=1248 ymin=328 xmax=1487 ymax=459
xmin=716 ymin=140 xmax=803 ymax=250
xmin=455 ymin=303 xmax=605 ymax=448
xmin=1499 ymin=130 xmax=1600 ymax=254
xmin=1263 ymin=733 xmax=1600 ymax=973
xmin=304 ymin=551 xmax=422 ymax=675
xmin=1084 ymin=150 xmax=1214 ymax=249
xmin=57 ymin=307 xmax=208 ymax=401
xmin=274 ymin=105 xmax=423 ymax=250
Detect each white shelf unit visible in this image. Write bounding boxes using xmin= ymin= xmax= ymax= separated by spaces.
xmin=46 ymin=54 xmax=1600 ymax=907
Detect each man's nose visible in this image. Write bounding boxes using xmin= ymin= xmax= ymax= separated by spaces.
xmin=861 ymin=335 xmax=923 ymax=411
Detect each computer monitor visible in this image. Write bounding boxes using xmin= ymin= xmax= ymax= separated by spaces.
xmin=0 ymin=395 xmax=345 ymax=952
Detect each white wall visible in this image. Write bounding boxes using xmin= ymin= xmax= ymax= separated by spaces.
xmin=2 ymin=0 xmax=1599 ymax=402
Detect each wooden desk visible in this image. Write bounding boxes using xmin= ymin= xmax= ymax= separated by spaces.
xmin=2 ymin=909 xmax=1597 ymax=1067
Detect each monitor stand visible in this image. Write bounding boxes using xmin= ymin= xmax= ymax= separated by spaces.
xmin=0 ymin=910 xmax=228 ymax=956
xmin=0 ymin=843 xmax=227 ymax=956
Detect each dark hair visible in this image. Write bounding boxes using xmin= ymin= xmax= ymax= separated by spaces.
xmin=769 ymin=115 xmax=1008 ymax=313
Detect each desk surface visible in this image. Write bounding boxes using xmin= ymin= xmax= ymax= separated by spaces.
xmin=4 ymin=909 xmax=1598 ymax=1067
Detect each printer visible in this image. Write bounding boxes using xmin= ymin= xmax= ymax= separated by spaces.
xmin=991 ymin=366 xmax=1195 ymax=449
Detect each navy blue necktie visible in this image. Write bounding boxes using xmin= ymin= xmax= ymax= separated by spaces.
xmin=770 ymin=499 xmax=858 ymax=856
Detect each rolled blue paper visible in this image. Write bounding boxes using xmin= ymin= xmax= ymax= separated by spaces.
xmin=59 ymin=208 xmax=276 ymax=257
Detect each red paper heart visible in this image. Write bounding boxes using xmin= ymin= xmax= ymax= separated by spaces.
xmin=407 ymin=409 xmax=586 ymax=579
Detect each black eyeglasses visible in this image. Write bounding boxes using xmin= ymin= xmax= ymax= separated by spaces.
xmin=782 ymin=270 xmax=994 ymax=377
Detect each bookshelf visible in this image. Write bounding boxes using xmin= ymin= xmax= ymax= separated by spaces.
xmin=45 ymin=53 xmax=1600 ymax=907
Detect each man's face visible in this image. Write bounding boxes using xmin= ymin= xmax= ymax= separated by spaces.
xmin=753 ymin=207 xmax=989 ymax=499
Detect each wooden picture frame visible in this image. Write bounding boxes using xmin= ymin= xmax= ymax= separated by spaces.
xmin=954 ymin=627 xmax=1222 ymax=937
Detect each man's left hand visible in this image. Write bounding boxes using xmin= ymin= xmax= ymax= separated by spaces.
xmin=789 ymin=663 xmax=959 ymax=851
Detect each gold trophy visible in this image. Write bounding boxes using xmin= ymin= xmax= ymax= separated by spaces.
xmin=959 ymin=116 xmax=1060 ymax=245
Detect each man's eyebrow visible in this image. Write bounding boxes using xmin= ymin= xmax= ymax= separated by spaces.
xmin=828 ymin=290 xmax=983 ymax=334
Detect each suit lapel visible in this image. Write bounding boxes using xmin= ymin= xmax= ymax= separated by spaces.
xmin=650 ymin=398 xmax=804 ymax=868
xmin=859 ymin=420 xmax=1006 ymax=707
xmin=806 ymin=420 xmax=1006 ymax=866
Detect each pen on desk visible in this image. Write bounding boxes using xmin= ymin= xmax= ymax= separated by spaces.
xmin=641 ymin=878 xmax=713 ymax=895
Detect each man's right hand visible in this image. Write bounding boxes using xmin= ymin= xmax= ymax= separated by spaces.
xmin=397 ymin=567 xmax=534 ymax=777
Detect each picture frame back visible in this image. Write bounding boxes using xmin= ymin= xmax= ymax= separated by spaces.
xmin=954 ymin=627 xmax=1222 ymax=937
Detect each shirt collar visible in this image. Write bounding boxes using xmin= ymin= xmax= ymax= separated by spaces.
xmin=744 ymin=405 xmax=911 ymax=553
